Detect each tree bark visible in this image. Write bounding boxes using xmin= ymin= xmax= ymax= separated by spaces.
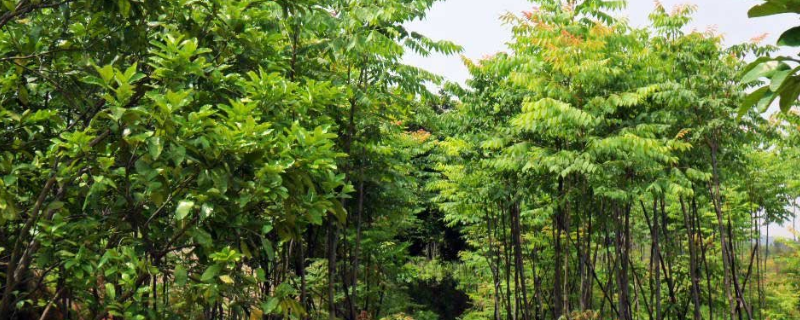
xmin=680 ymin=197 xmax=702 ymax=320
xmin=510 ymin=201 xmax=530 ymax=320
xmin=615 ymin=204 xmax=632 ymax=320
xmin=708 ymin=140 xmax=737 ymax=320
xmin=327 ymin=218 xmax=338 ymax=320
xmin=553 ymin=177 xmax=566 ymax=320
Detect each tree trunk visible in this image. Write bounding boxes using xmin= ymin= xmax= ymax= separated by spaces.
xmin=487 ymin=208 xmax=503 ymax=320
xmin=615 ymin=204 xmax=632 ymax=320
xmin=350 ymin=178 xmax=365 ymax=320
xmin=652 ymin=199 xmax=662 ymax=320
xmin=501 ymin=204 xmax=515 ymax=320
xmin=510 ymin=201 xmax=530 ymax=320
xmin=680 ymin=197 xmax=702 ymax=320
xmin=708 ymin=140 xmax=737 ymax=320
xmin=327 ymin=218 xmax=338 ymax=320
xmin=553 ymin=177 xmax=566 ymax=320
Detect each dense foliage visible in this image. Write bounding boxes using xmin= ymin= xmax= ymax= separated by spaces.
xmin=0 ymin=0 xmax=458 ymax=319
xmin=428 ymin=2 xmax=800 ymax=320
xmin=740 ymin=0 xmax=800 ymax=115
xmin=1 ymin=1 xmax=799 ymax=320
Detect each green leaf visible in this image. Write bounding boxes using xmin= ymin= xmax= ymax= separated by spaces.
xmin=738 ymin=86 xmax=770 ymax=118
xmin=255 ymin=268 xmax=266 ymax=282
xmin=742 ymin=61 xmax=780 ymax=84
xmin=263 ymin=239 xmax=275 ymax=261
xmin=757 ymin=90 xmax=778 ymax=113
xmin=170 ymin=145 xmax=186 ymax=166
xmin=200 ymin=203 xmax=213 ymax=219
xmin=98 ymin=157 xmax=115 ymax=170
xmin=148 ymin=137 xmax=163 ymax=160
xmin=219 ymin=275 xmax=234 ymax=284
xmin=771 ymin=68 xmax=794 ymax=91
xmin=778 ymin=26 xmax=800 ymax=46
xmin=175 ymin=200 xmax=194 ymax=221
xmin=240 ymin=240 xmax=252 ymax=258
xmin=46 ymin=201 xmax=65 ymax=212
xmin=117 ymin=0 xmax=131 ymax=17
xmin=2 ymin=1 xmax=14 ymax=11
xmin=778 ymin=77 xmax=800 ymax=112
xmin=261 ymin=298 xmax=279 ymax=314
xmin=94 ymin=64 xmax=115 ymax=85
xmin=748 ymin=1 xmax=800 ymax=17
xmin=174 ymin=265 xmax=187 ymax=285
xmin=749 ymin=3 xmax=783 ymax=17
xmin=105 ymin=283 xmax=116 ymax=300
xmin=330 ymin=200 xmax=347 ymax=224
xmin=193 ymin=228 xmax=213 ymax=247
xmin=201 ymin=264 xmax=221 ymax=282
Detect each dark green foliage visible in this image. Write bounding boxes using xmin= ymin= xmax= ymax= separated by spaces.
xmin=2 ymin=1 xmax=800 ymax=320
xmin=0 ymin=0 xmax=461 ymax=319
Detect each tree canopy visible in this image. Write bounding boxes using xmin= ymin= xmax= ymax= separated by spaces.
xmin=1 ymin=1 xmax=800 ymax=320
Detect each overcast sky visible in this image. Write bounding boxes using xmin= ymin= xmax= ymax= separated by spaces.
xmin=402 ymin=0 xmax=798 ymax=239
xmin=403 ymin=0 xmax=795 ymax=84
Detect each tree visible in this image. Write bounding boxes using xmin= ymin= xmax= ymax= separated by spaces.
xmin=740 ymin=0 xmax=800 ymax=115
xmin=0 ymin=0 xmax=458 ymax=318
xmin=430 ymin=2 xmax=796 ymax=320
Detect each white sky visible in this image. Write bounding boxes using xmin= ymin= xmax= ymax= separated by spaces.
xmin=402 ymin=0 xmax=798 ymax=239
xmin=403 ymin=0 xmax=795 ymax=84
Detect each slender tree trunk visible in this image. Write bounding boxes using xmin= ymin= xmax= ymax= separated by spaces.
xmin=350 ymin=178 xmax=365 ymax=320
xmin=708 ymin=140 xmax=737 ymax=320
xmin=582 ymin=203 xmax=593 ymax=312
xmin=615 ymin=204 xmax=632 ymax=320
xmin=530 ymin=244 xmax=544 ymax=320
xmin=297 ymin=238 xmax=308 ymax=317
xmin=501 ymin=204 xmax=514 ymax=320
xmin=553 ymin=177 xmax=566 ymax=320
xmin=757 ymin=212 xmax=764 ymax=320
xmin=727 ymin=217 xmax=753 ymax=320
xmin=691 ymin=195 xmax=714 ymax=320
xmin=327 ymin=218 xmax=338 ymax=320
xmin=487 ymin=208 xmax=503 ymax=320
xmin=653 ymin=199 xmax=662 ymax=320
xmin=680 ymin=197 xmax=702 ymax=320
xmin=659 ymin=198 xmax=679 ymax=318
xmin=510 ymin=201 xmax=530 ymax=320
xmin=332 ymin=59 xmax=362 ymax=320
xmin=579 ymin=197 xmax=593 ymax=312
